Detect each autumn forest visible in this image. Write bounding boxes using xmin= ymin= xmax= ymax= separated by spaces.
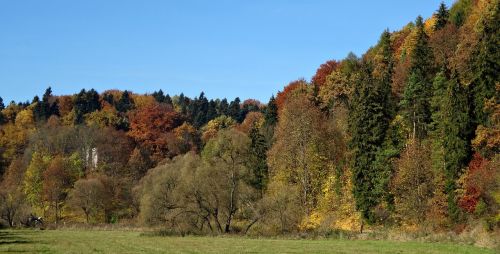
xmin=0 ymin=0 xmax=498 ymax=243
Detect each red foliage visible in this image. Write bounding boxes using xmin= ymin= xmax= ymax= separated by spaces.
xmin=127 ymin=103 xmax=184 ymax=161
xmin=275 ymin=79 xmax=307 ymax=112
xmin=458 ymin=153 xmax=492 ymax=213
xmin=311 ymin=60 xmax=339 ymax=87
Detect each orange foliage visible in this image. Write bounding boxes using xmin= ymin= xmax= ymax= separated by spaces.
xmin=275 ymin=79 xmax=308 ymax=112
xmin=127 ymin=103 xmax=184 ymax=161
xmin=237 ymin=111 xmax=263 ymax=134
xmin=57 ymin=96 xmax=74 ymax=117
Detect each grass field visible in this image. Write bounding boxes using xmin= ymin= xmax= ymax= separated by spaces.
xmin=0 ymin=229 xmax=495 ymax=254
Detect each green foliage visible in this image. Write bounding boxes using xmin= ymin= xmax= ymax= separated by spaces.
xmin=73 ymin=89 xmax=101 ymax=124
xmin=400 ymin=16 xmax=434 ymax=140
xmin=23 ymin=152 xmax=50 ymax=210
xmin=264 ymin=95 xmax=278 ymax=127
xmin=442 ymin=76 xmax=471 ymax=221
xmin=449 ymin=0 xmax=473 ymax=27
xmin=471 ymin=0 xmax=499 ymax=126
xmin=115 ymin=90 xmax=134 ymax=113
xmin=434 ymin=2 xmax=449 ymax=31
xmin=349 ymin=64 xmax=391 ymax=223
xmin=248 ymin=124 xmax=269 ymax=195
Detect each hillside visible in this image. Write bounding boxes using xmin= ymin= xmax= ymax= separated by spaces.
xmin=0 ymin=0 xmax=498 ymax=247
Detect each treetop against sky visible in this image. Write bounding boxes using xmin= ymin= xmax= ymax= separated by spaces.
xmin=0 ymin=0 xmax=452 ymax=103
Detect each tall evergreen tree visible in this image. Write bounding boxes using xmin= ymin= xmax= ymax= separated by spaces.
xmin=74 ymin=89 xmax=101 ymax=124
xmin=0 ymin=96 xmax=4 ymax=124
xmin=400 ymin=16 xmax=434 ymax=140
xmin=248 ymin=124 xmax=269 ymax=196
xmin=164 ymin=94 xmax=173 ymax=106
xmin=206 ymin=99 xmax=218 ymax=122
xmin=372 ymin=30 xmax=397 ymax=213
xmin=264 ymin=95 xmax=278 ymax=127
xmin=349 ymin=64 xmax=390 ymax=223
xmin=193 ymin=92 xmax=209 ymax=127
xmin=152 ymin=89 xmax=166 ymax=103
xmin=442 ymin=75 xmax=471 ymax=221
xmin=434 ymin=2 xmax=449 ymax=31
xmin=116 ymin=90 xmax=134 ymax=113
xmin=229 ymin=97 xmax=242 ymax=122
xmin=471 ymin=1 xmax=499 ymax=126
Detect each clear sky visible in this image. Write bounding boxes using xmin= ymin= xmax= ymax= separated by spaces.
xmin=0 ymin=0 xmax=454 ymax=103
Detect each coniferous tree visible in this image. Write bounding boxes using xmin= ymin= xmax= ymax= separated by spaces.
xmin=229 ymin=97 xmax=242 ymax=122
xmin=218 ymin=98 xmax=229 ymax=116
xmin=400 ymin=16 xmax=434 ymax=140
xmin=193 ymin=92 xmax=209 ymax=127
xmin=349 ymin=64 xmax=389 ymax=223
xmin=74 ymin=89 xmax=101 ymax=124
xmin=116 ymin=90 xmax=134 ymax=113
xmin=471 ymin=1 xmax=499 ymax=126
xmin=442 ymin=75 xmax=471 ymax=221
xmin=0 ymin=96 xmax=4 ymax=124
xmin=206 ymin=99 xmax=218 ymax=122
xmin=264 ymin=95 xmax=278 ymax=127
xmin=434 ymin=2 xmax=449 ymax=31
xmin=103 ymin=93 xmax=114 ymax=105
xmin=164 ymin=94 xmax=173 ymax=106
xmin=248 ymin=124 xmax=268 ymax=196
xmin=152 ymin=89 xmax=166 ymax=103
xmin=372 ymin=30 xmax=397 ymax=213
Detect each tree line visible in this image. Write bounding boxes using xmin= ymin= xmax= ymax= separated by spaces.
xmin=0 ymin=0 xmax=498 ymax=235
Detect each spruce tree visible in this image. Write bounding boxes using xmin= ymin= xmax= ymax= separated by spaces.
xmin=74 ymin=89 xmax=101 ymax=124
xmin=152 ymin=89 xmax=165 ymax=103
xmin=401 ymin=16 xmax=434 ymax=140
xmin=471 ymin=1 xmax=499 ymax=126
xmin=372 ymin=30 xmax=396 ymax=212
xmin=434 ymin=2 xmax=449 ymax=31
xmin=229 ymin=97 xmax=242 ymax=122
xmin=349 ymin=64 xmax=389 ymax=223
xmin=248 ymin=124 xmax=269 ymax=196
xmin=264 ymin=95 xmax=278 ymax=127
xmin=206 ymin=99 xmax=218 ymax=122
xmin=0 ymin=96 xmax=4 ymax=124
xmin=116 ymin=90 xmax=134 ymax=113
xmin=442 ymin=75 xmax=471 ymax=221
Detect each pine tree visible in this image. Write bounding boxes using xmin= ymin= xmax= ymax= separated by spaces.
xmin=349 ymin=64 xmax=389 ymax=223
xmin=401 ymin=16 xmax=434 ymax=140
xmin=434 ymin=2 xmax=449 ymax=31
xmin=0 ymin=96 xmax=4 ymax=110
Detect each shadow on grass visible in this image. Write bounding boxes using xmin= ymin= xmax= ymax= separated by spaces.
xmin=0 ymin=230 xmax=42 ymax=246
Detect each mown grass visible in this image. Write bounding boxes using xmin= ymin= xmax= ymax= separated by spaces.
xmin=0 ymin=229 xmax=495 ymax=254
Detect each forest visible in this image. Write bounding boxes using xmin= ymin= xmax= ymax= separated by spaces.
xmin=0 ymin=0 xmax=498 ymax=241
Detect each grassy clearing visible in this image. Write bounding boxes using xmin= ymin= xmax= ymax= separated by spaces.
xmin=0 ymin=229 xmax=495 ymax=254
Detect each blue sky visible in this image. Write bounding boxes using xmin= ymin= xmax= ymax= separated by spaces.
xmin=0 ymin=0 xmax=454 ymax=103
